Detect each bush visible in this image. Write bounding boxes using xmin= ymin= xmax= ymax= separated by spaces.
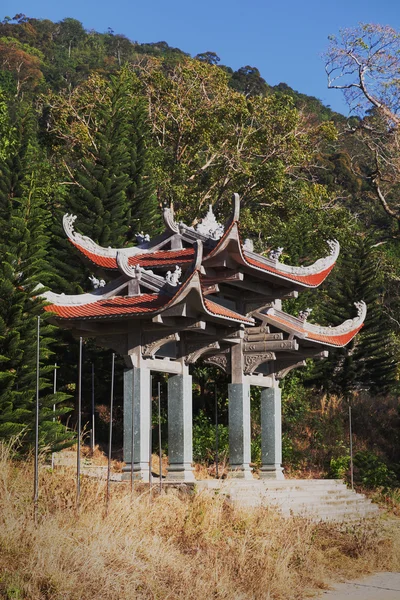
xmin=192 ymin=411 xmax=229 ymax=464
xmin=329 ymin=455 xmax=350 ymax=479
xmin=353 ymin=450 xmax=398 ymax=489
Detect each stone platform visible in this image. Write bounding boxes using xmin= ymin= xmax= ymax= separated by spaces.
xmin=194 ymin=479 xmax=380 ymax=522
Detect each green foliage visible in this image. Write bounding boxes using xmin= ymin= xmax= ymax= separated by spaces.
xmin=309 ymin=234 xmax=398 ymax=396
xmin=0 ymin=94 xmax=74 ymax=452
xmin=0 ymin=14 xmax=399 ymax=480
xmin=192 ymin=411 xmax=229 ymax=464
xmin=329 ymin=455 xmax=350 ymax=479
xmin=353 ymin=451 xmax=398 ymax=489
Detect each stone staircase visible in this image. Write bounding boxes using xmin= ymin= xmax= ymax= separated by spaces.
xmin=196 ymin=479 xmax=380 ymax=522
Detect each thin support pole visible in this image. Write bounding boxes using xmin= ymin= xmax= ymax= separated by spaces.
xmin=91 ymin=363 xmax=95 ymax=452
xmin=33 ymin=316 xmax=40 ymax=524
xmin=349 ymin=403 xmax=354 ymax=490
xmin=149 ymin=375 xmax=153 ymax=493
xmin=158 ymin=381 xmax=162 ymax=492
xmin=130 ymin=371 xmax=135 ymax=498
xmin=215 ymin=384 xmax=219 ymax=479
xmin=106 ymin=353 xmax=115 ymax=514
xmin=76 ymin=337 xmax=82 ymax=510
xmin=51 ymin=362 xmax=57 ymax=470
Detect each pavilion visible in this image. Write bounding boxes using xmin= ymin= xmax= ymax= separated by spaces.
xmin=43 ymin=194 xmax=366 ymax=481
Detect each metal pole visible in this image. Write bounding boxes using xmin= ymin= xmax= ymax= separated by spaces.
xmin=158 ymin=381 xmax=162 ymax=492
xmin=91 ymin=363 xmax=95 ymax=452
xmin=106 ymin=353 xmax=115 ymax=514
xmin=215 ymin=384 xmax=219 ymax=479
xmin=149 ymin=375 xmax=152 ymax=493
xmin=33 ymin=316 xmax=40 ymax=523
xmin=51 ymin=362 xmax=57 ymax=470
xmin=130 ymin=370 xmax=135 ymax=498
xmin=349 ymin=403 xmax=354 ymax=490
xmin=76 ymin=337 xmax=82 ymax=510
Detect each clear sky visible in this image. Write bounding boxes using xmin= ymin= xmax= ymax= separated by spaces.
xmin=2 ymin=0 xmax=399 ymax=114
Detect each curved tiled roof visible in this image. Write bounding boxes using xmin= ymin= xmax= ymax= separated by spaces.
xmin=44 ymin=269 xmax=254 ymax=326
xmin=263 ymin=303 xmax=366 ymax=348
xmin=44 ymin=293 xmax=167 ymax=319
xmin=204 ymin=221 xmax=339 ymax=288
xmin=243 ymin=255 xmax=336 ymax=286
xmin=204 ymin=299 xmax=254 ymax=324
xmin=72 ymin=242 xmax=195 ymax=270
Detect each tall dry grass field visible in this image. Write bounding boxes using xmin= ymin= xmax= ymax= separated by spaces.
xmin=0 ymin=444 xmax=399 ymax=600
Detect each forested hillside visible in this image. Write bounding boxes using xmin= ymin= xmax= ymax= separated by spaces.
xmin=0 ymin=15 xmax=399 ymax=486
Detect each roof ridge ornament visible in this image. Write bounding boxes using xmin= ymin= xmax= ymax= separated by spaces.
xmin=298 ymin=308 xmax=312 ymax=322
xmin=196 ymin=204 xmax=224 ymax=240
xmin=245 ymin=239 xmax=340 ymax=278
xmin=89 ymin=275 xmax=106 ymax=289
xmin=193 ymin=239 xmax=204 ymax=272
xmin=116 ymin=250 xmax=142 ymax=279
xmin=243 ymin=238 xmax=254 ymax=252
xmin=268 ymin=300 xmax=367 ymax=337
xmin=166 ymin=266 xmax=182 ymax=287
xmin=269 ymin=247 xmax=284 ymax=260
xmin=63 ymin=213 xmax=145 ymax=258
xmin=162 ymin=205 xmax=180 ymax=234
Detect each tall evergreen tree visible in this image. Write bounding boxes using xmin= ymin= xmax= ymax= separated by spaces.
xmin=309 ymin=234 xmax=397 ymax=397
xmin=0 ymin=94 xmax=73 ymax=450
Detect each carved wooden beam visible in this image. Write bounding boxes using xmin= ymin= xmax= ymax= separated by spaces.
xmin=203 ymin=350 xmax=231 ymax=374
xmin=244 ymin=332 xmax=283 ymax=342
xmin=243 ymin=339 xmax=298 ymax=353
xmin=142 ymin=332 xmax=180 ymax=358
xmin=243 ymin=352 xmax=276 ymax=375
xmin=185 ymin=341 xmax=220 ymax=364
xmin=274 ymin=359 xmax=307 ymax=380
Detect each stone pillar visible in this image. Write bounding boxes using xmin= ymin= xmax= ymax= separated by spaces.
xmin=122 ymin=366 xmax=151 ymax=480
xmin=167 ymin=373 xmax=194 ymax=481
xmin=228 ymin=383 xmax=252 ymax=478
xmin=259 ymin=386 xmax=284 ymax=479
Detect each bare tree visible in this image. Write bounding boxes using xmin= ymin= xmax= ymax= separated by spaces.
xmin=325 ymin=24 xmax=400 ymax=225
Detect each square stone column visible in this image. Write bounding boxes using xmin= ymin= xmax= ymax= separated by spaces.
xmin=260 ymin=386 xmax=284 ymax=479
xmin=228 ymin=383 xmax=253 ymax=478
xmin=122 ymin=366 xmax=151 ymax=480
xmin=167 ymin=374 xmax=195 ymax=481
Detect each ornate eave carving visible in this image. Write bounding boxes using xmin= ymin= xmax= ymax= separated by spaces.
xmin=63 ymin=214 xmax=147 ymax=258
xmin=274 ymin=360 xmax=307 ymax=380
xmin=142 ymin=333 xmax=180 ymax=358
xmin=163 ymin=206 xmax=180 ymax=234
xmin=39 ymin=277 xmax=128 ymax=306
xmin=196 ymin=205 xmax=224 ymax=240
xmin=266 ymin=301 xmax=367 ymax=338
xmin=203 ymin=350 xmax=231 ymax=374
xmin=243 ymin=240 xmax=340 ymax=278
xmin=243 ymin=352 xmax=276 ymax=375
xmin=185 ymin=341 xmax=220 ymax=365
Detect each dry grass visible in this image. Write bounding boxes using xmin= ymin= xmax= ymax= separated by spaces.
xmin=0 ymin=443 xmax=399 ymax=600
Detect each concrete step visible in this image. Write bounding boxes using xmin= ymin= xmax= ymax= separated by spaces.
xmin=198 ymin=478 xmax=381 ymax=522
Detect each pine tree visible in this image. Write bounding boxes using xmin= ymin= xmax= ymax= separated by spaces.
xmin=309 ymin=234 xmax=397 ymax=397
xmin=125 ymin=99 xmax=161 ymax=240
xmin=0 ymin=95 xmax=74 ymax=450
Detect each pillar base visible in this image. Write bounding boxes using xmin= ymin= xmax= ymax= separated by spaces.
xmin=259 ymin=465 xmax=285 ymax=480
xmin=229 ymin=465 xmax=254 ymax=479
xmin=166 ymin=463 xmax=195 ymax=482
xmin=122 ymin=463 xmax=150 ymax=481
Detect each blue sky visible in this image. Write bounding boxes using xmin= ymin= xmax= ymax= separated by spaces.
xmin=2 ymin=0 xmax=399 ymax=114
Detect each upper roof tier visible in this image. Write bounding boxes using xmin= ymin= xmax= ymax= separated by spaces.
xmin=62 ymin=194 xmax=340 ymax=289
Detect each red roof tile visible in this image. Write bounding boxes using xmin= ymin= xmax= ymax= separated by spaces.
xmin=204 ymin=299 xmax=254 ymax=324
xmin=244 ymin=256 xmax=335 ymax=286
xmin=44 ymin=293 xmax=167 ymax=319
xmin=270 ymin=314 xmax=363 ymax=347
xmin=72 ymin=242 xmax=195 ymax=270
